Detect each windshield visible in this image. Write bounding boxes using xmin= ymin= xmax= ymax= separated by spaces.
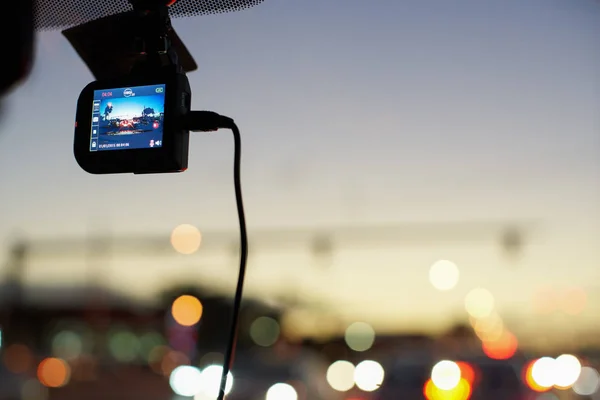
xmin=0 ymin=1 xmax=599 ymax=399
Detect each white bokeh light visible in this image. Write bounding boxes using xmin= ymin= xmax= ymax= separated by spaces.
xmin=196 ymin=365 xmax=233 ymax=399
xmin=265 ymin=383 xmax=297 ymax=400
xmin=354 ymin=360 xmax=385 ymax=392
xmin=553 ymin=354 xmax=581 ymax=388
xmin=464 ymin=288 xmax=495 ymax=318
xmin=531 ymin=357 xmax=557 ymax=389
xmin=431 ymin=360 xmax=461 ymax=391
xmin=429 ymin=260 xmax=460 ymax=291
xmin=573 ymin=366 xmax=600 ymax=396
xmin=169 ymin=366 xmax=203 ymax=397
xmin=326 ymin=360 xmax=355 ymax=392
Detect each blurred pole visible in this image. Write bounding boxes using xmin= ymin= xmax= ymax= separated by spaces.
xmin=2 ymin=239 xmax=28 ymax=344
xmin=311 ymin=234 xmax=333 ymax=269
xmin=499 ymin=227 xmax=524 ymax=265
xmin=84 ymin=220 xmax=112 ymax=360
xmin=85 ymin=221 xmax=111 ymax=293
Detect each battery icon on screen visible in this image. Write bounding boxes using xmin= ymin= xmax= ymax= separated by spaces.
xmin=156 ymin=87 xmax=164 ymax=93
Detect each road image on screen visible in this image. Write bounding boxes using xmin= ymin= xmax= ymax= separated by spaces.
xmin=89 ymin=84 xmax=166 ymax=152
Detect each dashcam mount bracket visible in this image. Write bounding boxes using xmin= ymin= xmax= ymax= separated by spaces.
xmin=62 ymin=0 xmax=197 ymax=81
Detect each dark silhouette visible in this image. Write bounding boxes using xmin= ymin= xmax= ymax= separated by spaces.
xmin=103 ymin=103 xmax=113 ymax=120
xmin=142 ymin=106 xmax=155 ymax=117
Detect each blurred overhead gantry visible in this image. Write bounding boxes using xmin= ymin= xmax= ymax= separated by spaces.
xmin=6 ymin=220 xmax=538 ymax=262
xmin=1 ymin=220 xmax=539 ymax=331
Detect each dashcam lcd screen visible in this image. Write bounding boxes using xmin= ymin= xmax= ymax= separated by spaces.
xmin=89 ymin=84 xmax=166 ymax=152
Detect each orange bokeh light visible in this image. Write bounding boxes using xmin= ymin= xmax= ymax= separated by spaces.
xmin=37 ymin=357 xmax=71 ymax=388
xmin=523 ymin=359 xmax=551 ymax=392
xmin=160 ymin=349 xmax=190 ymax=376
xmin=482 ymin=331 xmax=518 ymax=360
xmin=456 ymin=362 xmax=475 ymax=384
xmin=424 ymin=378 xmax=472 ymax=400
xmin=171 ymin=295 xmax=203 ymax=326
xmin=3 ymin=344 xmax=33 ymax=374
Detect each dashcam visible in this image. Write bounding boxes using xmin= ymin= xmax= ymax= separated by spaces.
xmin=68 ymin=1 xmax=195 ymax=175
xmin=58 ymin=1 xmax=250 ymax=399
xmin=74 ymin=71 xmax=190 ymax=174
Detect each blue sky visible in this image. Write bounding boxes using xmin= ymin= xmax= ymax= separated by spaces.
xmin=98 ymin=95 xmax=164 ymax=120
xmin=0 ymin=0 xmax=599 ymax=344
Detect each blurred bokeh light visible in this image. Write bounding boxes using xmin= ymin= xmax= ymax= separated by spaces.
xmin=481 ymin=330 xmax=518 ymax=360
xmin=524 ymin=359 xmax=551 ymax=392
xmin=353 ymin=360 xmax=384 ymax=391
xmin=573 ymin=366 xmax=600 ymax=396
xmin=51 ymin=330 xmax=82 ymax=360
xmin=171 ymin=295 xmax=203 ymax=326
xmin=531 ymin=357 xmax=557 ymax=389
xmin=171 ymin=224 xmax=202 ymax=255
xmin=429 ymin=260 xmax=460 ymax=291
xmin=464 ymin=288 xmax=495 ymax=319
xmin=553 ymin=354 xmax=581 ymax=389
xmin=344 ymin=322 xmax=375 ymax=352
xmin=3 ymin=343 xmax=33 ymax=374
xmin=37 ymin=357 xmax=70 ymax=388
xmin=455 ymin=362 xmax=475 ymax=385
xmin=266 ymin=382 xmax=298 ymax=400
xmin=326 ymin=360 xmax=355 ymax=392
xmin=197 ymin=364 xmax=234 ymax=398
xmin=471 ymin=313 xmax=503 ymax=342
xmin=20 ymin=379 xmax=48 ymax=400
xmin=108 ymin=329 xmax=140 ymax=362
xmin=250 ymin=316 xmax=280 ymax=347
xmin=161 ymin=349 xmax=191 ymax=376
xmin=424 ymin=377 xmax=471 ymax=400
xmin=431 ymin=360 xmax=461 ymax=391
xmin=169 ymin=365 xmax=203 ymax=396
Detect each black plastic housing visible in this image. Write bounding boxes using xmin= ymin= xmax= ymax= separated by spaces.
xmin=62 ymin=11 xmax=197 ymax=82
xmin=73 ymin=69 xmax=191 ymax=174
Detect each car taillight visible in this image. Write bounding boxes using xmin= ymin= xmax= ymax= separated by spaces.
xmin=456 ymin=362 xmax=476 ymax=385
xmin=424 ymin=378 xmax=472 ymax=400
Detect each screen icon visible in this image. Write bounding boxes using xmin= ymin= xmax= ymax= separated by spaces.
xmin=92 ymin=129 xmax=97 ymax=136
xmin=123 ymin=88 xmax=134 ymax=97
xmin=90 ymin=140 xmax=97 ymax=150
xmin=93 ymin=116 xmax=99 ymax=122
xmin=155 ymin=87 xmax=164 ymax=93
xmin=149 ymin=140 xmax=155 ymax=147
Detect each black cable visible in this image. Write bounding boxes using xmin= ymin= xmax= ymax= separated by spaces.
xmin=216 ymin=122 xmax=247 ymax=400
xmin=184 ymin=111 xmax=247 ymax=400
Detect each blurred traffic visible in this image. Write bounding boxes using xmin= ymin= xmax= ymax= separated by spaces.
xmin=0 ymin=225 xmax=598 ymax=400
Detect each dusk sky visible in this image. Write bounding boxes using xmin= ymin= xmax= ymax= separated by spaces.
xmin=0 ymin=0 xmax=599 ymax=345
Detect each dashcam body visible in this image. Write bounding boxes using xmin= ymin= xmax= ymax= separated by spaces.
xmin=74 ymin=68 xmax=191 ymax=174
xmin=69 ymin=1 xmax=195 ymax=175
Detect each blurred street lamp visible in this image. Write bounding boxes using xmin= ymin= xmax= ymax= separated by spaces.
xmin=500 ymin=227 xmax=523 ymax=260
xmin=311 ymin=234 xmax=333 ymax=267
